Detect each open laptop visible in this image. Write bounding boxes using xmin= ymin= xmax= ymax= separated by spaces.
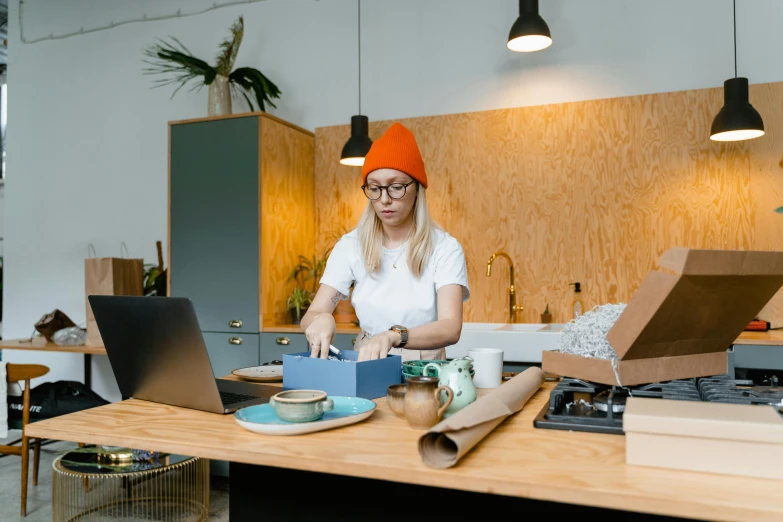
xmin=88 ymin=295 xmax=277 ymax=413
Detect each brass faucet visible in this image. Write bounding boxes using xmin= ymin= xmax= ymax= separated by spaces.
xmin=486 ymin=251 xmax=524 ymax=323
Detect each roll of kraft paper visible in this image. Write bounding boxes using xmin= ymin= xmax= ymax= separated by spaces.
xmin=418 ymin=367 xmax=544 ymax=469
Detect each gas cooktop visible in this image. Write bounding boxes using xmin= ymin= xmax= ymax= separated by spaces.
xmin=533 ymin=375 xmax=783 ymax=435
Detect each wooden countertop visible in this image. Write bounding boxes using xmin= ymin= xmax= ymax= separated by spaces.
xmin=0 ymin=328 xmax=773 ymax=358
xmin=734 ymin=330 xmax=783 ymax=345
xmin=265 ymin=325 xmax=783 ymax=342
xmin=0 ymin=337 xmax=106 ymax=355
xmin=25 ymin=380 xmax=783 ymax=521
xmin=261 ymin=322 xmax=361 ymax=334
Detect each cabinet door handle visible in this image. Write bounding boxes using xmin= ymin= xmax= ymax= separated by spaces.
xmin=228 ymin=337 xmax=243 ymax=345
xmin=229 ymin=319 xmax=243 ymax=328
xmin=276 ymin=337 xmax=290 ymax=346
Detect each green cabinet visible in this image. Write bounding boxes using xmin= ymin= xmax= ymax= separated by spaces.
xmin=260 ymin=333 xmax=305 ymax=362
xmin=170 ymin=117 xmax=260 ymax=334
xmin=332 ymin=333 xmax=358 ymax=352
xmin=170 ymin=113 xmax=315 ymax=480
xmin=203 ymin=332 xmax=260 ymax=378
xmin=260 ymin=332 xmax=358 ymax=362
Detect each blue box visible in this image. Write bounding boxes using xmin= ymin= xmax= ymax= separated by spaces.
xmin=282 ymin=350 xmax=402 ymax=399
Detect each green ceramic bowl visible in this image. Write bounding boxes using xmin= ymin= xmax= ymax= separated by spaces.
xmin=402 ymin=360 xmax=445 ymax=377
xmin=402 ymin=359 xmax=473 ymax=377
xmin=402 ymin=368 xmax=474 ymax=383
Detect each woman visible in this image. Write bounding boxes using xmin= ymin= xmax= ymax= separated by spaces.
xmin=300 ymin=122 xmax=469 ymax=362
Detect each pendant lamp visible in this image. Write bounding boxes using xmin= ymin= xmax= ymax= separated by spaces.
xmin=340 ymin=0 xmax=372 ymax=166
xmin=710 ymin=0 xmax=764 ymax=142
xmin=507 ymin=0 xmax=552 ymax=53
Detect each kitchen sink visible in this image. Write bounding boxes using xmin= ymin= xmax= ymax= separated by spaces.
xmin=446 ymin=322 xmax=565 ymax=363
xmin=458 ymin=322 xmax=507 ymax=331
xmin=496 ymin=323 xmax=553 ymax=332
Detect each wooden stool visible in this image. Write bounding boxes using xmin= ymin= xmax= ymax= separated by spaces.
xmin=0 ymin=363 xmax=49 ymax=517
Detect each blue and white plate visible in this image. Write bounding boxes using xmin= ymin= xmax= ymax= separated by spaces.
xmin=234 ymin=396 xmax=376 ymax=436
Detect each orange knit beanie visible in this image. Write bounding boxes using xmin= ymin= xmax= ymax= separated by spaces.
xmin=362 ymin=123 xmax=428 ymax=188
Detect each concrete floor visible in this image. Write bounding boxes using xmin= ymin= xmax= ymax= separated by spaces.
xmin=0 ymin=431 xmax=229 ymax=521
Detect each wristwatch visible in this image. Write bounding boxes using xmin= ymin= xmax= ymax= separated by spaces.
xmin=389 ymin=325 xmax=408 ymax=348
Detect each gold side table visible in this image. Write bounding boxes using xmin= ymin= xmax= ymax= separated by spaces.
xmin=52 ymin=448 xmax=209 ymax=522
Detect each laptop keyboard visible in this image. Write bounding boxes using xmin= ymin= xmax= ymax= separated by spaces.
xmin=219 ymin=391 xmax=258 ymax=406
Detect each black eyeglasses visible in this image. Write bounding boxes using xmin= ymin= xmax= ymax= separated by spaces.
xmin=361 ymin=180 xmax=416 ymax=200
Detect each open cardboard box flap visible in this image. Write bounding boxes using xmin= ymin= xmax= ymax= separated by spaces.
xmin=543 ymin=248 xmax=783 ymax=385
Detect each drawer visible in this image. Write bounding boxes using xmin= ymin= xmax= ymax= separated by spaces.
xmin=260 ymin=333 xmax=308 ymax=363
xmin=203 ymin=332 xmax=260 ymax=378
xmin=731 ymin=344 xmax=783 ymax=370
xmin=260 ymin=332 xmax=360 ymax=362
xmin=333 ymin=333 xmax=359 ymax=352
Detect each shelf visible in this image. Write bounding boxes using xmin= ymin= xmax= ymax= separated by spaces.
xmin=261 ymin=322 xmax=361 ymax=335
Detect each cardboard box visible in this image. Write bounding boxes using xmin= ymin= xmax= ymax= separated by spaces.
xmin=543 ymin=248 xmax=783 ymax=385
xmin=624 ymin=397 xmax=783 ymax=480
xmin=282 ymin=350 xmax=402 ymax=399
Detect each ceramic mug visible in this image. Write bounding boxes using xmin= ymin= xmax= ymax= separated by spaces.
xmin=468 ymin=348 xmax=504 ymax=388
xmin=269 ymin=390 xmax=334 ymax=423
xmin=386 ymin=384 xmax=407 ymax=418
xmin=403 ymin=376 xmax=454 ymax=430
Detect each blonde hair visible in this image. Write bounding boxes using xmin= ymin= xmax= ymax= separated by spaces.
xmin=357 ymin=184 xmax=439 ymax=278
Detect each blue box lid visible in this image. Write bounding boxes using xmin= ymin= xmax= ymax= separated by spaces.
xmin=282 ymin=351 xmax=402 ymax=399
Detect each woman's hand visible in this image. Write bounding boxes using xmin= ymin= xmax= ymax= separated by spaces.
xmin=305 ymin=313 xmax=336 ymax=359
xmin=358 ymin=331 xmax=400 ymax=362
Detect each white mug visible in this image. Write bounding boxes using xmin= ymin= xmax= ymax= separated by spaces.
xmin=468 ymin=348 xmax=504 ymax=388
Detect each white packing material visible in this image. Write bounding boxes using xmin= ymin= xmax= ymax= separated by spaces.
xmin=558 ymin=303 xmax=628 ymax=386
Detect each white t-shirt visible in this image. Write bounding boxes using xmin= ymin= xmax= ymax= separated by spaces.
xmin=320 ymin=228 xmax=470 ymax=337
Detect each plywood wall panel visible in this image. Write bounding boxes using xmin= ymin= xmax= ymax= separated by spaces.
xmin=260 ymin=116 xmax=315 ymax=325
xmin=314 ymin=82 xmax=783 ymax=326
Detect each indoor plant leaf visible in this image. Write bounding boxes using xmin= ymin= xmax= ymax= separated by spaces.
xmin=215 ymin=16 xmax=244 ymax=77
xmin=229 ymin=67 xmax=282 ymax=111
xmin=142 ymin=36 xmax=217 ymax=96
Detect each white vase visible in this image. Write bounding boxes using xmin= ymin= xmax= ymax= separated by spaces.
xmin=207 ymin=75 xmax=232 ymax=116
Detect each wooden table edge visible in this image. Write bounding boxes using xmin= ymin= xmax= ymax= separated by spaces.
xmin=0 ymin=340 xmax=106 ymax=355
xmin=733 ymin=330 xmax=783 ymax=345
xmin=24 ymin=415 xmax=781 ymax=522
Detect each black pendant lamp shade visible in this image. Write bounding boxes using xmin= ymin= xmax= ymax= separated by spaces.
xmin=507 ymin=0 xmax=552 ymax=52
xmin=710 ymin=77 xmax=764 ymax=141
xmin=340 ymin=115 xmax=373 ymax=166
xmin=340 ymin=0 xmax=372 ymax=166
xmin=710 ymin=0 xmax=764 ymax=142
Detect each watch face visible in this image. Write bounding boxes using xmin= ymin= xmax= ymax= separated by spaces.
xmin=391 ymin=325 xmax=407 ymax=343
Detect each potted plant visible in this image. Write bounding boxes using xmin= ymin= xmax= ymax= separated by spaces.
xmin=143 ymin=241 xmax=167 ymax=297
xmin=142 ymin=16 xmax=281 ymax=116
xmin=540 ymin=303 xmax=552 ymax=324
xmin=285 ymin=228 xmax=359 ymax=326
xmin=286 ymin=254 xmax=327 ymax=325
xmin=286 ymin=286 xmax=312 ymax=325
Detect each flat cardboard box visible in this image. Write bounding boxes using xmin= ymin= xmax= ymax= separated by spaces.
xmin=624 ymin=397 xmax=783 ymax=480
xmin=543 ymin=248 xmax=783 ymax=385
xmin=282 ymin=350 xmax=402 ymax=399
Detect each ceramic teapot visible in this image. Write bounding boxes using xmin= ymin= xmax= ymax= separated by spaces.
xmin=423 ymin=358 xmax=476 ymax=417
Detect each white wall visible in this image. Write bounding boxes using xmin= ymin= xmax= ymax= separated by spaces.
xmin=4 ymin=0 xmax=783 ymax=401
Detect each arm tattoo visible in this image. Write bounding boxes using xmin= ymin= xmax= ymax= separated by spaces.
xmin=330 ymin=292 xmax=347 ymax=305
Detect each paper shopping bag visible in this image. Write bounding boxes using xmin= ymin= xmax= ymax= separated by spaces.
xmin=85 ymin=244 xmax=144 ymax=346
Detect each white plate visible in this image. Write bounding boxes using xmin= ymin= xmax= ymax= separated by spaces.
xmin=234 ymin=396 xmax=376 ymax=436
xmin=232 ymin=365 xmax=282 ymax=382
